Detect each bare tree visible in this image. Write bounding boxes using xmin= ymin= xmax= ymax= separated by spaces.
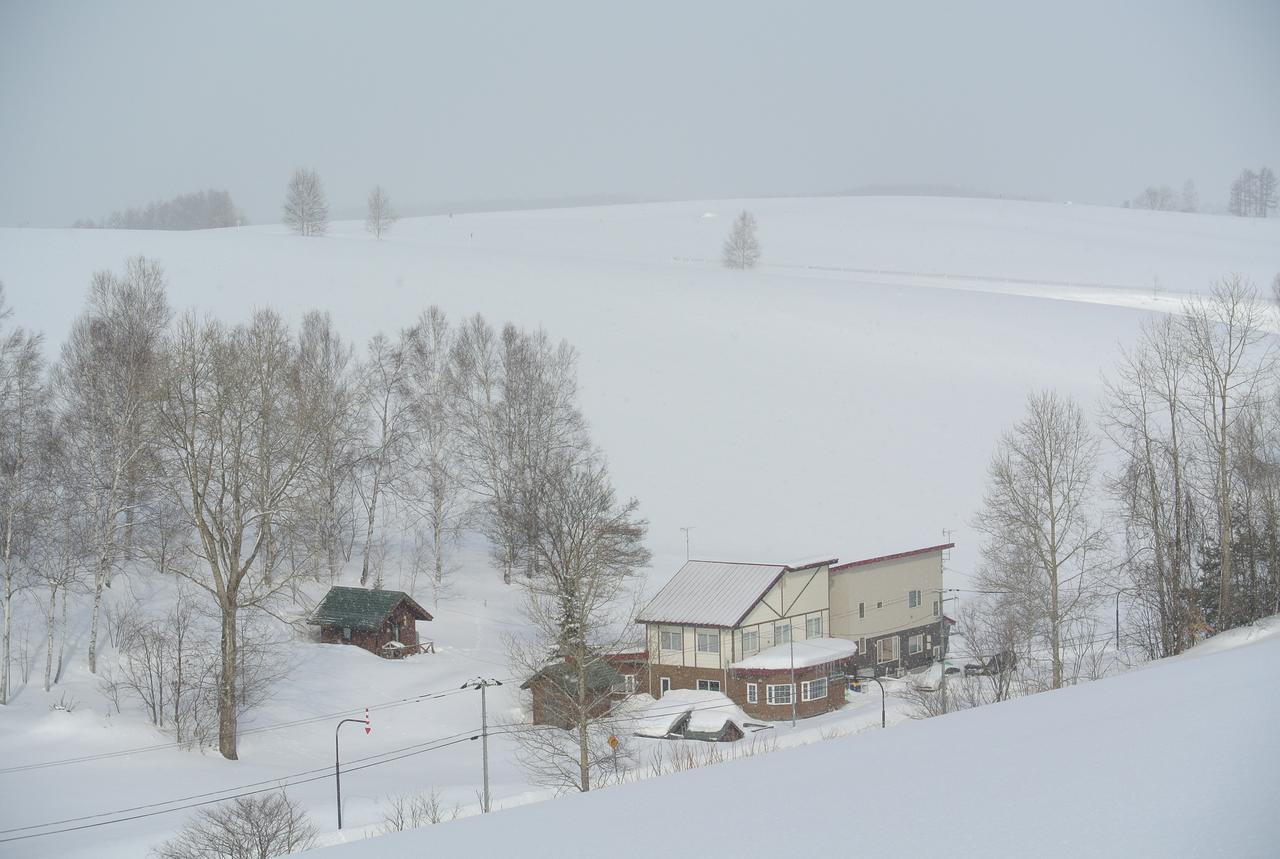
xmin=282 ymin=168 xmax=328 ymax=237
xmin=0 ymin=293 xmax=48 ymax=704
xmin=721 ymin=210 xmax=761 ymax=269
xmin=1179 ymin=276 xmax=1271 ymax=627
xmin=365 ymin=185 xmax=398 ymax=239
xmin=155 ymin=313 xmax=319 ymax=759
xmin=1180 ymin=179 xmax=1199 ymax=213
xmin=53 ymin=258 xmax=170 ymax=674
xmin=152 ymin=790 xmax=317 ymax=859
xmin=1132 ymin=185 xmax=1177 ymax=211
xmin=356 ymin=332 xmax=413 ymax=586
xmin=973 ymin=391 xmax=1108 ymax=689
xmin=295 ymin=312 xmax=361 ymax=581
xmin=509 ymin=449 xmax=650 ymax=793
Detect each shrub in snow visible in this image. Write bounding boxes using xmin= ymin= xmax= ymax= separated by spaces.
xmin=151 ymin=791 xmax=316 ymax=859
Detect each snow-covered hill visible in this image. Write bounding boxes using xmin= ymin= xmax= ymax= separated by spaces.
xmin=0 ymin=196 xmax=1277 ymax=857
xmin=311 ymin=616 xmax=1280 ymax=858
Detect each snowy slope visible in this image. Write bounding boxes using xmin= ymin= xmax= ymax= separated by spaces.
xmin=0 ymin=197 xmax=1277 ymax=857
xmin=310 ymin=618 xmax=1280 ymax=858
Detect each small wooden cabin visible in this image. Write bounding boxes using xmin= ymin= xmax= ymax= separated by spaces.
xmin=308 ymin=586 xmax=433 ymax=658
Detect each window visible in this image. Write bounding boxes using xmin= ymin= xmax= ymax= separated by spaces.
xmin=909 ymin=590 xmax=921 ymax=609
xmin=801 ymin=677 xmax=828 ymax=701
xmin=342 ymin=626 xmax=352 ymax=641
xmin=933 ymin=599 xmax=940 ymax=617
xmin=876 ymin=637 xmax=899 ymax=663
xmin=858 ymin=602 xmax=865 ymax=619
xmin=774 ymin=622 xmax=792 ymax=645
xmin=742 ymin=629 xmax=760 ymax=655
xmin=876 ymin=601 xmax=882 ymax=609
xmin=696 ymin=630 xmax=720 ymax=654
xmin=859 ymin=637 xmax=866 ymax=655
xmin=391 ymin=621 xmax=400 ymax=642
xmin=696 ymin=679 xmax=721 ymax=692
xmin=747 ymin=683 xmax=758 ymax=704
xmin=660 ymin=629 xmax=682 ymax=651
xmin=660 ymin=677 xmax=671 ymax=694
xmin=623 ymin=674 xmax=637 ymax=693
xmin=766 ymin=684 xmax=793 ymax=705
xmin=909 ymin=634 xmax=923 ymax=655
xmin=805 ymin=615 xmax=823 ymax=638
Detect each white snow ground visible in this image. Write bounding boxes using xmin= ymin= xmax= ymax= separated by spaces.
xmin=311 ymin=616 xmax=1280 ymax=858
xmin=0 ymin=196 xmax=1278 ymax=856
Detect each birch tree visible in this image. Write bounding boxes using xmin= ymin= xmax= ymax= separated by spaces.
xmin=1179 ymin=276 xmax=1271 ymax=627
xmin=721 ymin=210 xmax=761 ymax=269
xmin=0 ymin=295 xmax=48 ymax=704
xmin=357 ymin=332 xmax=413 ymax=587
xmin=155 ymin=313 xmax=319 ymax=759
xmin=973 ymin=391 xmax=1108 ymax=689
xmin=53 ymin=258 xmax=170 ymax=674
xmin=365 ymin=185 xmax=398 ymax=239
xmin=282 ymin=168 xmax=328 ymax=237
xmin=509 ymin=449 xmax=650 ymax=792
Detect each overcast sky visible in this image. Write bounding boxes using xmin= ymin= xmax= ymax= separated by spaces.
xmin=2 ymin=1 xmax=1277 ymax=227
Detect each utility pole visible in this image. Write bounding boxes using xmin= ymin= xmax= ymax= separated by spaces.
xmin=789 ymin=623 xmax=797 ymax=727
xmin=462 ymin=678 xmax=502 ymax=812
xmin=680 ymin=526 xmax=694 ymax=560
xmin=334 ymin=708 xmax=370 ymax=830
xmin=938 ymin=531 xmax=953 ymax=717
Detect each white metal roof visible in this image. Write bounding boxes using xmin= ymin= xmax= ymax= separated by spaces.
xmin=636 ymin=560 xmax=786 ymax=627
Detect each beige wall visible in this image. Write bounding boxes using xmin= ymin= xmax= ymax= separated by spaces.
xmin=829 ymin=552 xmax=944 ymax=644
xmin=647 ymin=623 xmax=734 ymax=668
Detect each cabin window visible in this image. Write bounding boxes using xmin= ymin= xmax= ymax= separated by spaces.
xmin=742 ymin=629 xmax=760 ymax=655
xmin=909 ymin=634 xmax=924 ymax=655
xmin=391 ymin=621 xmax=400 ymax=642
xmin=696 ymin=631 xmax=720 ymax=654
xmin=696 ymin=679 xmax=721 ymax=692
xmin=660 ymin=629 xmax=682 ymax=651
xmin=774 ymin=622 xmax=792 ymax=645
xmin=805 ymin=616 xmax=823 ymax=638
xmin=909 ymin=590 xmax=921 ymax=609
xmin=766 ymin=684 xmax=793 ymax=705
xmin=342 ymin=626 xmax=352 ymax=641
xmin=747 ymin=683 xmax=758 ymax=704
xmin=802 ymin=677 xmax=828 ymax=701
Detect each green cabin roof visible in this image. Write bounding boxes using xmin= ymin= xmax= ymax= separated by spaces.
xmin=308 ymin=586 xmax=432 ymax=632
xmin=521 ymin=659 xmax=622 ymax=694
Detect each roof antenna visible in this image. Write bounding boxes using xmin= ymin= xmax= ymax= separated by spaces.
xmin=680 ymin=526 xmax=695 ymax=560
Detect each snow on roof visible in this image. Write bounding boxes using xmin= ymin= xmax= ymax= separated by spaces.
xmin=636 ymin=560 xmax=786 ymax=627
xmin=731 ymin=636 xmax=858 ymax=671
xmin=783 ymin=554 xmax=839 ymax=569
xmin=633 ymin=690 xmax=748 ymax=738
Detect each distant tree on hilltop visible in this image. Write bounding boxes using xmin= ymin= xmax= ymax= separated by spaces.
xmin=1228 ymin=166 xmax=1277 ymax=218
xmin=283 ymin=168 xmax=328 ymax=236
xmin=73 ymin=190 xmax=246 ymax=230
xmin=722 ymin=210 xmax=761 ymax=269
xmin=365 ymin=185 xmax=398 ymax=239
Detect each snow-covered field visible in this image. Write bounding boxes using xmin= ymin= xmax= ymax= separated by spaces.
xmin=310 ymin=616 xmax=1280 ymax=858
xmin=1 ymin=196 xmax=1278 ymax=857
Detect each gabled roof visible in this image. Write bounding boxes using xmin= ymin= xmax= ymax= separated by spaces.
xmin=829 ymin=543 xmax=954 ymax=572
xmin=636 ymin=560 xmax=789 ymax=628
xmin=520 ymin=659 xmax=622 ymax=693
xmin=308 ymin=586 xmax=433 ymax=631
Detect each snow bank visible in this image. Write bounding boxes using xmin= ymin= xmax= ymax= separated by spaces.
xmin=632 ymin=690 xmax=748 ymax=738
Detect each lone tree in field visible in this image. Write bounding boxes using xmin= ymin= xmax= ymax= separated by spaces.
xmin=153 ymin=790 xmax=316 ymax=859
xmin=282 ymin=168 xmax=328 ymax=237
xmin=365 ymin=185 xmax=398 ymax=239
xmin=721 ymin=210 xmax=761 ymax=269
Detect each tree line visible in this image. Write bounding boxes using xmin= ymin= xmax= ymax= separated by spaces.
xmin=73 ymin=189 xmax=247 ymax=230
xmin=0 ymin=264 xmax=648 ymax=764
xmin=969 ymin=273 xmax=1280 ymax=706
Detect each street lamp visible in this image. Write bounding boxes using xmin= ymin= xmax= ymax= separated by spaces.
xmin=856 ymin=669 xmax=886 ymax=729
xmin=334 ymin=709 xmax=370 ymax=830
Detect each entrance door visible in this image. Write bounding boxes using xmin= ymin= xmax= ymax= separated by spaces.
xmin=660 ymin=677 xmax=671 ymax=694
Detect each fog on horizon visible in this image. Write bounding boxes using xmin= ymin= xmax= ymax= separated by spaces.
xmin=2 ymin=0 xmax=1278 ymax=227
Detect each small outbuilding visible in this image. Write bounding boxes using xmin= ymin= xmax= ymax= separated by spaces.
xmin=308 ymin=586 xmax=433 ymax=658
xmin=521 ymin=659 xmax=624 ymax=729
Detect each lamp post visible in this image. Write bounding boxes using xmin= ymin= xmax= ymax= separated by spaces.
xmin=462 ymin=678 xmax=503 ymax=813
xmin=857 ymin=669 xmax=886 ymax=729
xmin=334 ymin=709 xmax=370 ymax=830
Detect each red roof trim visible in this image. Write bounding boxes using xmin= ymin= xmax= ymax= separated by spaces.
xmin=830 ymin=543 xmax=955 ymax=572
